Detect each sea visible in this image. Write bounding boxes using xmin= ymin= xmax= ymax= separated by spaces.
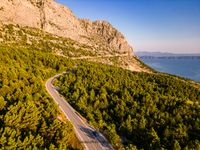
xmin=139 ymin=56 xmax=200 ymax=82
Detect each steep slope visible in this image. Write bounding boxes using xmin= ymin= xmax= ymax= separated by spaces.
xmin=0 ymin=42 xmax=83 ymax=149
xmin=0 ymin=0 xmax=132 ymax=55
xmin=0 ymin=24 xmax=199 ymax=149
xmin=55 ymin=62 xmax=200 ymax=150
xmin=0 ymin=0 xmax=85 ymax=40
xmin=80 ymin=19 xmax=133 ymax=55
xmin=0 ymin=1 xmax=199 ymax=149
xmin=0 ymin=0 xmax=146 ymax=72
xmin=0 ymin=23 xmax=151 ymax=72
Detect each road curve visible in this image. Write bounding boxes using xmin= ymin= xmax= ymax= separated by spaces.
xmin=45 ymin=72 xmax=114 ymax=150
xmin=69 ymin=53 xmax=129 ymax=60
xmin=56 ymin=53 xmax=129 ymax=59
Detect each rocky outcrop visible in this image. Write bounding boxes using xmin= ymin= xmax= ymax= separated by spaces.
xmin=0 ymin=0 xmax=133 ymax=56
xmin=80 ymin=19 xmax=133 ymax=55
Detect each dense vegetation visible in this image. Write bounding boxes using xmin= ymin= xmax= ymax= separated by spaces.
xmin=0 ymin=44 xmax=83 ymax=149
xmin=1 ymin=23 xmax=200 ymax=150
xmin=55 ymin=62 xmax=200 ymax=150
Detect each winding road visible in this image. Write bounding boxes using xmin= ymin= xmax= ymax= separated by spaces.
xmin=45 ymin=72 xmax=114 ymax=150
xmin=69 ymin=53 xmax=129 ymax=60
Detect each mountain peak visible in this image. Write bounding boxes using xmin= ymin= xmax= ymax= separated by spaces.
xmin=0 ymin=0 xmax=133 ymax=56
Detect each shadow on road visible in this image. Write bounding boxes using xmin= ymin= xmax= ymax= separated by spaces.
xmin=79 ymin=126 xmax=111 ymax=148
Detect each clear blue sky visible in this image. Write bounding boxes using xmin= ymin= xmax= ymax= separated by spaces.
xmin=56 ymin=0 xmax=200 ymax=53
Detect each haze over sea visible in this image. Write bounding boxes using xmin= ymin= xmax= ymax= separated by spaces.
xmin=138 ymin=52 xmax=200 ymax=82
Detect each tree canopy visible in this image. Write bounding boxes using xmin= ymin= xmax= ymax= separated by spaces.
xmin=55 ymin=62 xmax=200 ymax=150
xmin=0 ymin=45 xmax=82 ymax=149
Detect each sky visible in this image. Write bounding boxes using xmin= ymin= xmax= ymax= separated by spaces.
xmin=56 ymin=0 xmax=200 ymax=53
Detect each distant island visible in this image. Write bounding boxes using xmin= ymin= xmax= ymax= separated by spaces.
xmin=138 ymin=51 xmax=200 ymax=82
xmin=136 ymin=51 xmax=200 ymax=58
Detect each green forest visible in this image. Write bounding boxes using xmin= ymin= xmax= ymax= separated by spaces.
xmin=55 ymin=62 xmax=200 ymax=150
xmin=0 ymin=23 xmax=200 ymax=150
xmin=0 ymin=44 xmax=83 ymax=149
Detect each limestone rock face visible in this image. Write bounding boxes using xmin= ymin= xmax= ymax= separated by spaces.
xmin=43 ymin=0 xmax=87 ymax=40
xmin=0 ymin=0 xmax=41 ymax=28
xmin=0 ymin=0 xmax=133 ymax=55
xmin=80 ymin=19 xmax=133 ymax=55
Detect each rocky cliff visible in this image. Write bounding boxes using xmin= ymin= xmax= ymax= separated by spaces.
xmin=80 ymin=19 xmax=133 ymax=55
xmin=0 ymin=0 xmax=133 ymax=56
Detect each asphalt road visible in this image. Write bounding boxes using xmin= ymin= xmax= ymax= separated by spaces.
xmin=45 ymin=72 xmax=114 ymax=150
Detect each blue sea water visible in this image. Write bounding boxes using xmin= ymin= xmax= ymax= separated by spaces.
xmin=140 ymin=57 xmax=200 ymax=82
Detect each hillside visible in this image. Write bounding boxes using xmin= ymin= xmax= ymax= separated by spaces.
xmin=0 ymin=0 xmax=199 ymax=150
xmin=0 ymin=0 xmax=153 ymax=72
xmin=0 ymin=23 xmax=150 ymax=72
xmin=0 ymin=43 xmax=83 ymax=149
xmin=0 ymin=0 xmax=132 ymax=54
xmin=0 ymin=32 xmax=199 ymax=149
xmin=54 ymin=62 xmax=200 ymax=150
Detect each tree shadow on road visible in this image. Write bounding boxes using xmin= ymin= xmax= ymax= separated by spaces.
xmin=79 ymin=126 xmax=111 ymax=149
